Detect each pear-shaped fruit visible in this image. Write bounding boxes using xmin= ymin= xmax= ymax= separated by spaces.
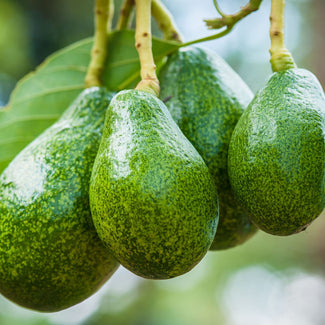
xmin=228 ymin=69 xmax=325 ymax=235
xmin=0 ymin=87 xmax=119 ymax=312
xmin=89 ymin=89 xmax=219 ymax=279
xmin=159 ymin=47 xmax=257 ymax=250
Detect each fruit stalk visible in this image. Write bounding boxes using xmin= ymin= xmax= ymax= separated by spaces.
xmin=205 ymin=0 xmax=262 ymax=30
xmin=181 ymin=0 xmax=262 ymax=47
xmin=135 ymin=0 xmax=160 ymax=97
xmin=269 ymin=0 xmax=296 ymax=72
xmin=117 ymin=0 xmax=182 ymax=43
xmin=85 ymin=0 xmax=112 ymax=88
xmin=116 ymin=0 xmax=134 ymax=30
xmin=108 ymin=0 xmax=115 ymax=31
xmin=151 ymin=0 xmax=182 ymax=42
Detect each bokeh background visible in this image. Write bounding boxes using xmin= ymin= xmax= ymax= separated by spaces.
xmin=1 ymin=0 xmax=325 ymax=324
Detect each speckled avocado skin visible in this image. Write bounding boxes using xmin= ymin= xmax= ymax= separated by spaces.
xmin=0 ymin=87 xmax=119 ymax=312
xmin=89 ymin=89 xmax=219 ymax=279
xmin=228 ymin=69 xmax=325 ymax=236
xmin=159 ymin=47 xmax=257 ymax=250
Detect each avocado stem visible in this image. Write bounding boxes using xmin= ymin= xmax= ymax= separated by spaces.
xmin=269 ymin=0 xmax=296 ymax=72
xmin=117 ymin=0 xmax=182 ymax=44
xmin=85 ymin=0 xmax=113 ymax=88
xmin=135 ymin=0 xmax=160 ymax=97
xmin=151 ymin=0 xmax=183 ymax=43
xmin=181 ymin=0 xmax=262 ymax=47
xmin=108 ymin=0 xmax=115 ymax=31
xmin=116 ymin=0 xmax=135 ymax=30
xmin=205 ymin=0 xmax=262 ymax=30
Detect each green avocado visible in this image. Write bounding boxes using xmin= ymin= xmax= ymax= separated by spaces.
xmin=89 ymin=89 xmax=219 ymax=279
xmin=0 ymin=87 xmax=119 ymax=312
xmin=159 ymin=47 xmax=257 ymax=250
xmin=228 ymin=68 xmax=325 ymax=236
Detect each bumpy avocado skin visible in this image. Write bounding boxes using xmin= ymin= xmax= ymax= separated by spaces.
xmin=0 ymin=87 xmax=119 ymax=312
xmin=89 ymin=89 xmax=219 ymax=279
xmin=159 ymin=47 xmax=257 ymax=250
xmin=228 ymin=69 xmax=325 ymax=236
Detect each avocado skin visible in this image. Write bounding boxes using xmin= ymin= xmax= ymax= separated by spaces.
xmin=0 ymin=87 xmax=119 ymax=312
xmin=159 ymin=47 xmax=257 ymax=250
xmin=89 ymin=89 xmax=218 ymax=279
xmin=228 ymin=68 xmax=325 ymax=236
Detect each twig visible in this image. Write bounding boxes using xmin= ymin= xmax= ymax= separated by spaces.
xmin=117 ymin=0 xmax=182 ymax=44
xmin=205 ymin=0 xmax=263 ymax=30
xmin=269 ymin=0 xmax=296 ymax=72
xmin=135 ymin=0 xmax=160 ymax=97
xmin=116 ymin=0 xmax=135 ymax=30
xmin=151 ymin=0 xmax=182 ymax=42
xmin=85 ymin=0 xmax=112 ymax=88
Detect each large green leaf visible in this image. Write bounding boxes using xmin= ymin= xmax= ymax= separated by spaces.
xmin=0 ymin=30 xmax=179 ymax=172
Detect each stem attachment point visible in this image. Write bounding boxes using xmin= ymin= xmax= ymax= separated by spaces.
xmin=270 ymin=49 xmax=296 ymax=72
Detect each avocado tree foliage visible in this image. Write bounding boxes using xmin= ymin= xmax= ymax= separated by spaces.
xmin=0 ymin=0 xmax=262 ymax=172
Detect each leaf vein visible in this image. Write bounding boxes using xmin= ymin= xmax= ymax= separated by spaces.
xmin=9 ymin=85 xmax=84 ymax=107
xmin=0 ymin=115 xmax=59 ymax=130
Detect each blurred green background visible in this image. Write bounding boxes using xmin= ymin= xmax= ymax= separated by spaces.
xmin=1 ymin=0 xmax=325 ymax=324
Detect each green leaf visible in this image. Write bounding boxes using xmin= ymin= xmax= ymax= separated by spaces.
xmin=0 ymin=30 xmax=179 ymax=172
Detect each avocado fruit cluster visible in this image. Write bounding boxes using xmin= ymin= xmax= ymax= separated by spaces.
xmin=228 ymin=68 xmax=325 ymax=235
xmin=1 ymin=44 xmax=325 ymax=313
xmin=159 ymin=47 xmax=258 ymax=250
xmin=0 ymin=87 xmax=119 ymax=312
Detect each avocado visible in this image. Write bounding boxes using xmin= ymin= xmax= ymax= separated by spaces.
xmin=89 ymin=89 xmax=219 ymax=279
xmin=0 ymin=87 xmax=119 ymax=312
xmin=228 ymin=68 xmax=325 ymax=236
xmin=159 ymin=47 xmax=257 ymax=250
